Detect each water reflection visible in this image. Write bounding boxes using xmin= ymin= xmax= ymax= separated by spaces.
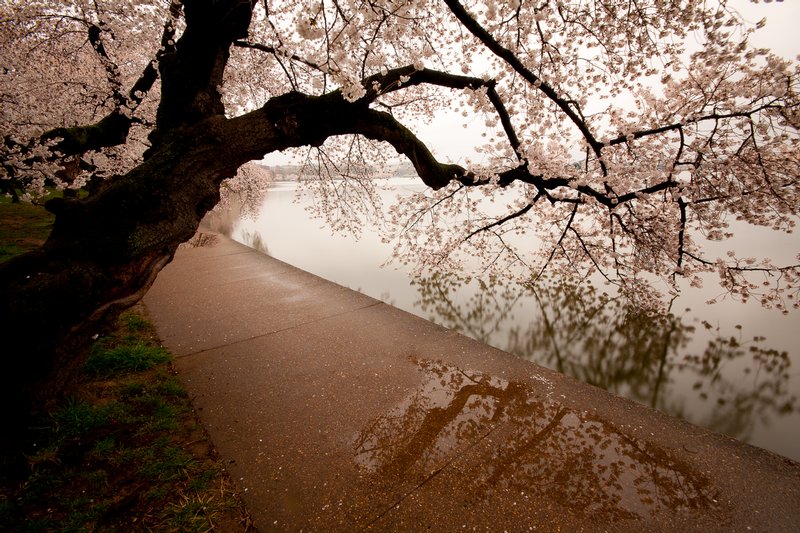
xmin=355 ymin=359 xmax=716 ymax=523
xmin=227 ymin=179 xmax=799 ymax=461
xmin=412 ymin=274 xmax=796 ymax=446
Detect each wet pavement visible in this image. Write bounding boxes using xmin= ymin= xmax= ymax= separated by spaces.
xmin=143 ymin=231 xmax=800 ymax=532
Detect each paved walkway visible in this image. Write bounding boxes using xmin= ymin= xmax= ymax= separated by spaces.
xmin=143 ymin=231 xmax=800 ymax=532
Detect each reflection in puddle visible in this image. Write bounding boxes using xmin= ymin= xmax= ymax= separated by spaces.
xmin=412 ymin=274 xmax=797 ymax=459
xmin=355 ymin=359 xmax=716 ymax=523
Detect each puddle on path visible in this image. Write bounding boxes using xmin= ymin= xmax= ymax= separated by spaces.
xmin=354 ymin=358 xmax=717 ymax=524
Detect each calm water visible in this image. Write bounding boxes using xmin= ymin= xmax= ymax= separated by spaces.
xmin=229 ymin=177 xmax=800 ymax=462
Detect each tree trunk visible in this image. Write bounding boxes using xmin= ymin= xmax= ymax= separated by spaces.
xmin=0 ymin=0 xmax=462 ymax=441
xmin=0 ymin=2 xmax=259 ymax=436
xmin=0 ymin=123 xmax=241 ymax=432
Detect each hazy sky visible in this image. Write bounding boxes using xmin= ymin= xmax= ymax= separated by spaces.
xmin=731 ymin=0 xmax=799 ymax=59
xmin=415 ymin=0 xmax=800 ymax=164
xmin=263 ymin=0 xmax=800 ymax=167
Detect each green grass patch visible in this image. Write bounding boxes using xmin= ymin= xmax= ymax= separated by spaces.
xmin=0 ymin=310 xmax=253 ymax=532
xmin=0 ymin=188 xmax=92 ymax=263
xmin=84 ymin=342 xmax=171 ymax=378
xmin=0 ymin=193 xmax=252 ymax=532
xmin=120 ymin=310 xmax=152 ymax=332
xmin=0 ymin=191 xmax=56 ymax=263
xmin=154 ymin=373 xmax=189 ymax=397
xmin=50 ymin=397 xmax=116 ymax=438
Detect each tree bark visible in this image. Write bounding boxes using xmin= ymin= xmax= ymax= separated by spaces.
xmin=0 ymin=1 xmax=473 ymax=437
xmin=0 ymin=123 xmax=237 ymax=428
xmin=0 ymin=0 xmax=258 ymax=440
xmin=0 ymin=86 xmax=462 ymax=436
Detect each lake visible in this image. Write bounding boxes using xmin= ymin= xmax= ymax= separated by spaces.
xmin=223 ymin=177 xmax=800 ymax=462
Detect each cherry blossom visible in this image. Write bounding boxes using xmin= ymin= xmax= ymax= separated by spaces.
xmin=0 ymin=2 xmax=797 ymax=404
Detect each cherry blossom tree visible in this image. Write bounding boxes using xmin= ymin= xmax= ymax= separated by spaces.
xmin=0 ymin=0 xmax=797 ymax=423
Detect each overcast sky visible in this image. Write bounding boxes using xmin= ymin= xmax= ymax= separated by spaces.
xmin=732 ymin=0 xmax=799 ymax=59
xmin=417 ymin=0 xmax=800 ymax=164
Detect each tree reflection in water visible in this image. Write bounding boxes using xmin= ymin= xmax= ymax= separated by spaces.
xmin=411 ymin=274 xmax=795 ymax=445
xmin=354 ymin=359 xmax=716 ymax=525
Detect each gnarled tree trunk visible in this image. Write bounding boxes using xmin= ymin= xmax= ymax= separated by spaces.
xmin=0 ymin=0 xmax=474 ymax=437
xmin=0 ymin=0 xmax=256 ymax=437
xmin=0 ymin=126 xmax=235 ymax=427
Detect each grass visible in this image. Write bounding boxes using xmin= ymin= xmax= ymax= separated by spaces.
xmin=84 ymin=342 xmax=172 ymax=378
xmin=0 ymin=194 xmax=56 ymax=263
xmin=0 ymin=308 xmax=255 ymax=532
xmin=0 ymin=193 xmax=255 ymax=531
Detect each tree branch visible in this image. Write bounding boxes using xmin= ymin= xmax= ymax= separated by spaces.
xmin=605 ymin=102 xmax=788 ymax=147
xmin=233 ymin=40 xmax=326 ymax=72
xmin=371 ymin=67 xmax=524 ymax=158
xmin=230 ymin=70 xmax=684 ymax=209
xmin=536 ymin=202 xmax=579 ymax=281
xmin=86 ymin=23 xmax=126 ymax=107
xmin=464 ymin=203 xmax=534 ymax=241
xmin=34 ymin=1 xmax=182 ymax=158
xmin=442 ymin=0 xmax=606 ymax=169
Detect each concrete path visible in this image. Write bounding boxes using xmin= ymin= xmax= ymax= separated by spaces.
xmin=143 ymin=231 xmax=800 ymax=532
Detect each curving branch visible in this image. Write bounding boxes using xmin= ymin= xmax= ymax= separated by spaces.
xmin=228 ymin=65 xmax=685 ymax=210
xmin=442 ymin=0 xmax=606 ymax=169
xmin=226 ymin=67 xmax=524 ymax=190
